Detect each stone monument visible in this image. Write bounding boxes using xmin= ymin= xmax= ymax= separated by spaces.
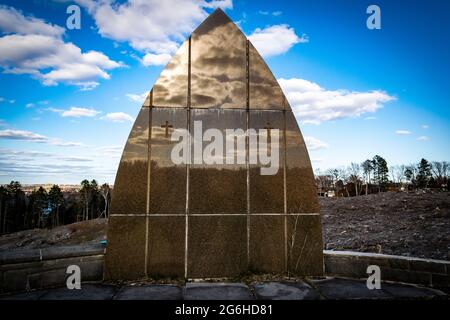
xmin=105 ymin=9 xmax=323 ymax=280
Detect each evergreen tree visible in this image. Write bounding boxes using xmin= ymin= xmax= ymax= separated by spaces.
xmin=372 ymin=155 xmax=389 ymax=191
xmin=416 ymin=158 xmax=432 ymax=188
xmin=48 ymin=185 xmax=64 ymax=227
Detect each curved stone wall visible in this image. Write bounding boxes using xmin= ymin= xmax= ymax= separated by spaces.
xmin=1 ymin=245 xmax=448 ymax=293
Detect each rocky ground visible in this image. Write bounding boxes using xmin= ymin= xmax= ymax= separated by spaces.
xmin=0 ymin=191 xmax=449 ymax=260
xmin=321 ymin=191 xmax=450 ymax=260
xmin=0 ymin=218 xmax=107 ymax=251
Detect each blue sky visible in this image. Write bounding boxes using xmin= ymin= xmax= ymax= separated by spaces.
xmin=0 ymin=0 xmax=449 ymax=184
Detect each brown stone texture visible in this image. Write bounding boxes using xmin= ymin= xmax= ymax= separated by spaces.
xmin=189 ymin=109 xmax=247 ymax=214
xmin=249 ymin=42 xmax=284 ymax=109
xmin=147 ymin=216 xmax=185 ymax=278
xmin=191 ymin=9 xmax=246 ymax=109
xmin=109 ymin=107 xmax=149 ymax=215
xmin=287 ymin=214 xmax=323 ymax=275
xmin=104 ymin=216 xmax=146 ymax=280
xmin=106 ymin=9 xmax=323 ymax=280
xmin=187 ymin=216 xmax=247 ymax=278
xmin=152 ymin=41 xmax=188 ymax=108
xmin=150 ymin=108 xmax=187 ymax=214
xmin=249 ymin=110 xmax=284 ymax=213
xmin=249 ymin=216 xmax=285 ymax=273
xmin=285 ymin=111 xmax=320 ymax=213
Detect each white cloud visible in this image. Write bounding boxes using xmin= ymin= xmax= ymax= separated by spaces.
xmin=395 ymin=130 xmax=412 ymax=135
xmin=272 ymin=11 xmax=282 ymax=16
xmin=75 ymin=0 xmax=233 ymax=66
xmin=26 ymin=103 xmax=35 ymax=108
xmin=0 ymin=6 xmax=123 ymax=89
xmin=102 ymin=112 xmax=135 ymax=123
xmin=0 ymin=128 xmax=86 ymax=147
xmin=0 ymin=129 xmax=46 ymax=142
xmin=417 ymin=136 xmax=429 ymax=141
xmin=278 ymin=78 xmax=396 ymax=124
xmin=142 ymin=53 xmax=172 ymax=66
xmin=0 ymin=6 xmax=64 ymax=37
xmin=248 ymin=24 xmax=307 ymax=57
xmin=305 ymin=136 xmax=328 ymax=150
xmin=364 ymin=116 xmax=376 ymax=120
xmin=126 ymin=91 xmax=149 ymax=103
xmin=61 ymin=107 xmax=100 ymax=118
xmin=421 ymin=124 xmax=429 ymax=129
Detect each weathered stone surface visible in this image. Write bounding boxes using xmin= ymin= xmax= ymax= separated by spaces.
xmin=0 ymin=279 xmax=446 ymax=300
xmin=187 ymin=216 xmax=247 ymax=278
xmin=252 ymin=281 xmax=321 ymax=300
xmin=104 ymin=216 xmax=146 ymax=280
xmin=39 ymin=284 xmax=117 ymax=300
xmin=287 ymin=214 xmax=323 ymax=275
xmin=184 ymin=283 xmax=255 ymax=300
xmin=0 ymin=289 xmax=47 ymax=300
xmin=105 ymin=8 xmax=323 ymax=280
xmin=382 ymin=268 xmax=432 ymax=286
xmin=249 ymin=216 xmax=284 ymax=273
xmin=382 ymin=282 xmax=445 ymax=299
xmin=147 ymin=216 xmax=185 ymax=278
xmin=114 ymin=284 xmax=182 ymax=300
xmin=314 ymin=278 xmax=393 ymax=300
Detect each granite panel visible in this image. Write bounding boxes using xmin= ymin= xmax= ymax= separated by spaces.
xmin=249 ymin=110 xmax=284 ymax=213
xmin=287 ymin=214 xmax=323 ymax=276
xmin=249 ymin=215 xmax=285 ymax=273
xmin=191 ymin=9 xmax=246 ymax=109
xmin=147 ymin=216 xmax=185 ymax=278
xmin=104 ymin=216 xmax=146 ymax=280
xmin=187 ymin=216 xmax=247 ymax=278
xmin=150 ymin=108 xmax=187 ymax=214
xmin=249 ymin=42 xmax=284 ymax=110
xmin=152 ymin=40 xmax=188 ymax=108
xmin=189 ymin=109 xmax=247 ymax=214
xmin=110 ymin=107 xmax=149 ymax=215
xmin=285 ymin=111 xmax=320 ymax=213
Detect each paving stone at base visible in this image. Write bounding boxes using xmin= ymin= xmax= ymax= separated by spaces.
xmin=39 ymin=284 xmax=118 ymax=300
xmin=184 ymin=283 xmax=255 ymax=300
xmin=381 ymin=282 xmax=446 ymax=299
xmin=0 ymin=289 xmax=47 ymax=300
xmin=252 ymin=281 xmax=321 ymax=300
xmin=114 ymin=284 xmax=182 ymax=300
xmin=314 ymin=278 xmax=393 ymax=300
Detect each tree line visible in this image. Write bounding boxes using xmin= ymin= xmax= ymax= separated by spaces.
xmin=315 ymin=156 xmax=449 ymax=197
xmin=0 ymin=179 xmax=111 ymax=235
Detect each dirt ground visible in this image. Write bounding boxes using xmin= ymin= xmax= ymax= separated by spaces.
xmin=0 ymin=191 xmax=448 ymax=261
xmin=321 ymin=191 xmax=450 ymax=260
xmin=0 ymin=218 xmax=107 ymax=251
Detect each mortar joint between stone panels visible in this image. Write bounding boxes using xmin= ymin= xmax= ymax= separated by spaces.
xmin=245 ymin=40 xmax=251 ymax=268
xmin=283 ymin=108 xmax=288 ymax=272
xmin=145 ymin=106 xmax=153 ymax=277
xmin=185 ymin=35 xmax=192 ymax=280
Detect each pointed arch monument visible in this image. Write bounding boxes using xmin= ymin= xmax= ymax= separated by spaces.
xmin=105 ymin=9 xmax=323 ymax=280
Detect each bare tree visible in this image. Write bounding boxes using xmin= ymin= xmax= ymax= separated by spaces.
xmin=349 ymin=163 xmax=361 ymax=196
xmin=361 ymin=159 xmax=374 ymax=195
xmin=99 ymin=183 xmax=111 ymax=218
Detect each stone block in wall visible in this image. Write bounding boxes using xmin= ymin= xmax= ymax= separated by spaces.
xmin=431 ymin=274 xmax=450 ymax=288
xmin=381 ymin=268 xmax=432 ymax=286
xmin=409 ymin=259 xmax=447 ymax=275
